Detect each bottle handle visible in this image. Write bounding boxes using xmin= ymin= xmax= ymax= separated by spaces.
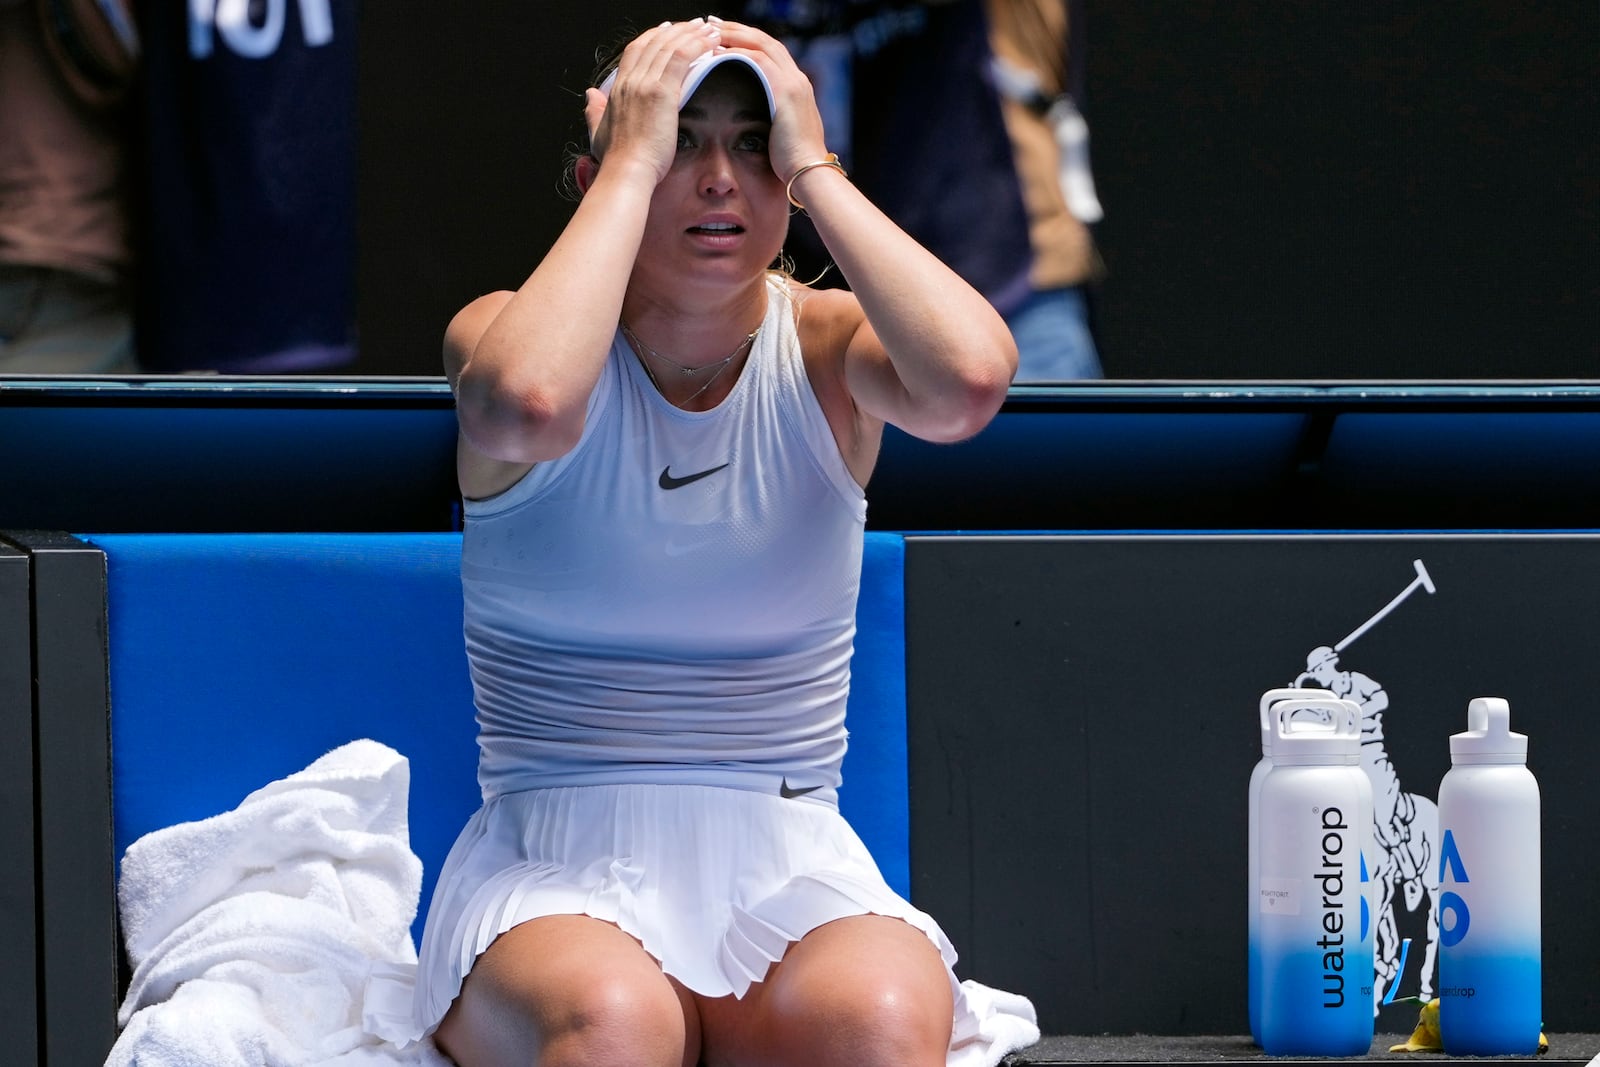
xmin=1467 ymin=696 xmax=1510 ymax=734
xmin=1272 ymin=696 xmax=1361 ymax=742
xmin=1259 ymin=687 xmax=1326 ymax=734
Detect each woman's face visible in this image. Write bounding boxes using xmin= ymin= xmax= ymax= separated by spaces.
xmin=631 ymin=65 xmax=788 ymax=296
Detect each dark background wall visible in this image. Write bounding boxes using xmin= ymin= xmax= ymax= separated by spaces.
xmin=1082 ymin=2 xmax=1598 ymax=379
xmin=355 ymin=0 xmax=1598 ymax=380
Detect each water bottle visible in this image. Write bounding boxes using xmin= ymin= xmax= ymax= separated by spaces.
xmin=1437 ymin=697 xmax=1542 ymax=1055
xmin=1256 ymin=697 xmax=1375 ymax=1056
xmin=1249 ymin=687 xmax=1326 ymax=1045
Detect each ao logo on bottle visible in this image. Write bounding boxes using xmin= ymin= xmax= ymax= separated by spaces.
xmin=1437 ymin=829 xmax=1470 ymax=948
xmin=190 ymin=0 xmax=335 ymax=59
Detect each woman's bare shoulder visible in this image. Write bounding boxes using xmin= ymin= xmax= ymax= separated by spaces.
xmin=782 ymin=278 xmax=865 ymax=359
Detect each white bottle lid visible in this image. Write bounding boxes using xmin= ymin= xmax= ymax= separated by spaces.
xmin=1270 ymin=697 xmax=1361 ymax=765
xmin=1450 ymin=696 xmax=1529 ymax=765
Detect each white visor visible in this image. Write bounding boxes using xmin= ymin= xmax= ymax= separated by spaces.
xmin=598 ymin=50 xmax=775 ymax=117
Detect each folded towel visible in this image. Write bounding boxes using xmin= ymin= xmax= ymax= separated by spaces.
xmin=108 ymin=739 xmax=450 ymax=1067
xmin=950 ymin=979 xmax=1042 ymax=1067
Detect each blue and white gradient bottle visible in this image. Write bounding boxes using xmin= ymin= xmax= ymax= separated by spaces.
xmin=1256 ymin=697 xmax=1374 ymax=1056
xmin=1437 ymin=697 xmax=1542 ymax=1055
xmin=1249 ymin=687 xmax=1325 ymax=1045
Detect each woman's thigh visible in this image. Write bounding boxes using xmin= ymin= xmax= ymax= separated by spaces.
xmin=696 ymin=914 xmax=953 ymax=1067
xmin=434 ymin=914 xmax=699 ymax=1067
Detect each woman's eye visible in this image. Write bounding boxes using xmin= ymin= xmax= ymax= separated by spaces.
xmin=736 ymin=133 xmax=769 ymax=153
xmin=676 ymin=130 xmax=695 ymax=150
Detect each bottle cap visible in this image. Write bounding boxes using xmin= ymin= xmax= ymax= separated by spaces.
xmin=1270 ymin=697 xmax=1361 ymax=765
xmin=1449 ymin=696 xmax=1528 ymax=764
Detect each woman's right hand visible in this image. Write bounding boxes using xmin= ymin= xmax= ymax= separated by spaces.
xmin=584 ymin=19 xmax=725 ymax=186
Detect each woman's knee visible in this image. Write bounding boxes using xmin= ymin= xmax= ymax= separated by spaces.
xmin=768 ymin=971 xmax=950 ymax=1065
xmin=759 ymin=918 xmax=952 ymax=1066
xmin=436 ymin=916 xmax=694 ymax=1067
xmin=441 ymin=970 xmax=690 ymax=1067
xmin=541 ymin=972 xmax=691 ymax=1064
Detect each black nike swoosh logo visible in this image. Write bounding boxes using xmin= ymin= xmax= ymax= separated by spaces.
xmin=658 ymin=463 xmax=729 ymax=490
xmin=780 ymin=777 xmax=823 ymax=799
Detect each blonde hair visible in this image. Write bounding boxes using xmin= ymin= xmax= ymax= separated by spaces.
xmin=557 ymin=29 xmax=635 ymax=201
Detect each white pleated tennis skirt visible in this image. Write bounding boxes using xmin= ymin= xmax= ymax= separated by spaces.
xmin=363 ymin=782 xmax=1038 ymax=1065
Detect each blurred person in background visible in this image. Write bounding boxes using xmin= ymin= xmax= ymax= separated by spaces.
xmin=132 ymin=0 xmax=358 ymax=373
xmin=0 ymin=0 xmax=140 ymax=374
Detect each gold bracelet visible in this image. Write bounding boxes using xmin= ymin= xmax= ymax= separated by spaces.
xmin=785 ymin=153 xmax=848 ymax=211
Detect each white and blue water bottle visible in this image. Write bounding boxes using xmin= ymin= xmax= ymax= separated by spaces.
xmin=1248 ymin=687 xmax=1325 ymax=1045
xmin=1256 ymin=697 xmax=1374 ymax=1056
xmin=1437 ymin=697 xmax=1542 ymax=1055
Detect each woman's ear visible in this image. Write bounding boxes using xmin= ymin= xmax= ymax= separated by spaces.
xmin=582 ymin=86 xmax=612 ymax=164
xmin=575 ymin=154 xmax=600 ymax=195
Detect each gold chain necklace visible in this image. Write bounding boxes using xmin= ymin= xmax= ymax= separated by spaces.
xmin=621 ymin=321 xmax=760 ymax=407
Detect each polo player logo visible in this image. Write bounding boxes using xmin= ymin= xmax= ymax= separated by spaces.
xmin=1291 ymin=559 xmax=1442 ymax=1015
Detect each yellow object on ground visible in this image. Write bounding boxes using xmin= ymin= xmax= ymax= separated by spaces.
xmin=1390 ymin=998 xmax=1443 ymax=1053
xmin=1388 ymin=998 xmax=1549 ymax=1055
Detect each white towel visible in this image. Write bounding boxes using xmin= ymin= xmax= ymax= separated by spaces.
xmin=950 ymin=979 xmax=1042 ymax=1067
xmin=108 ymin=739 xmax=450 ymax=1067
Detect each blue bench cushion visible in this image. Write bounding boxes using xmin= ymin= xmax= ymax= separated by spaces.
xmin=95 ymin=530 xmax=909 ymax=944
xmin=843 ymin=531 xmax=909 ymax=894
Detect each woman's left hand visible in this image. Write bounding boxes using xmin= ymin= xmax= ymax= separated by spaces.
xmin=705 ymin=20 xmax=829 ymax=187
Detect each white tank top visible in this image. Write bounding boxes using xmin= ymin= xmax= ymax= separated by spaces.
xmin=461 ymin=277 xmax=867 ymax=806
